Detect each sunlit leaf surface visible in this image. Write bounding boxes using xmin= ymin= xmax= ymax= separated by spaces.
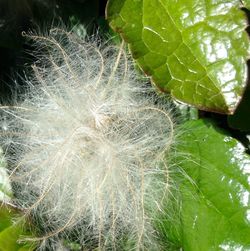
xmin=161 ymin=120 xmax=250 ymax=250
xmin=107 ymin=0 xmax=250 ymax=114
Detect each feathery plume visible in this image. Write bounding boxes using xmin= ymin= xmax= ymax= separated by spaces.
xmin=1 ymin=29 xmax=174 ymax=250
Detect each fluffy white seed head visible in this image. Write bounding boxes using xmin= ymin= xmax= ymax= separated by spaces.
xmin=1 ymin=29 xmax=174 ymax=250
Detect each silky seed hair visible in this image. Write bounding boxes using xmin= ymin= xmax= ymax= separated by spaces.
xmin=1 ymin=29 xmax=174 ymax=250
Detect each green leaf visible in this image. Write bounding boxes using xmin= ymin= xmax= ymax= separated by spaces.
xmin=162 ymin=120 xmax=250 ymax=250
xmin=0 ymin=150 xmax=34 ymax=250
xmin=0 ymin=206 xmax=35 ymax=251
xmin=0 ymin=206 xmax=13 ymax=232
xmin=107 ymin=0 xmax=250 ymax=114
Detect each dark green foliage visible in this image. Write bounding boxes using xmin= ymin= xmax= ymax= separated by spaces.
xmin=0 ymin=0 xmax=100 ymax=102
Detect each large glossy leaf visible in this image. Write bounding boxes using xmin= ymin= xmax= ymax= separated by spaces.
xmin=160 ymin=120 xmax=250 ymax=250
xmin=106 ymin=0 xmax=250 ymax=114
